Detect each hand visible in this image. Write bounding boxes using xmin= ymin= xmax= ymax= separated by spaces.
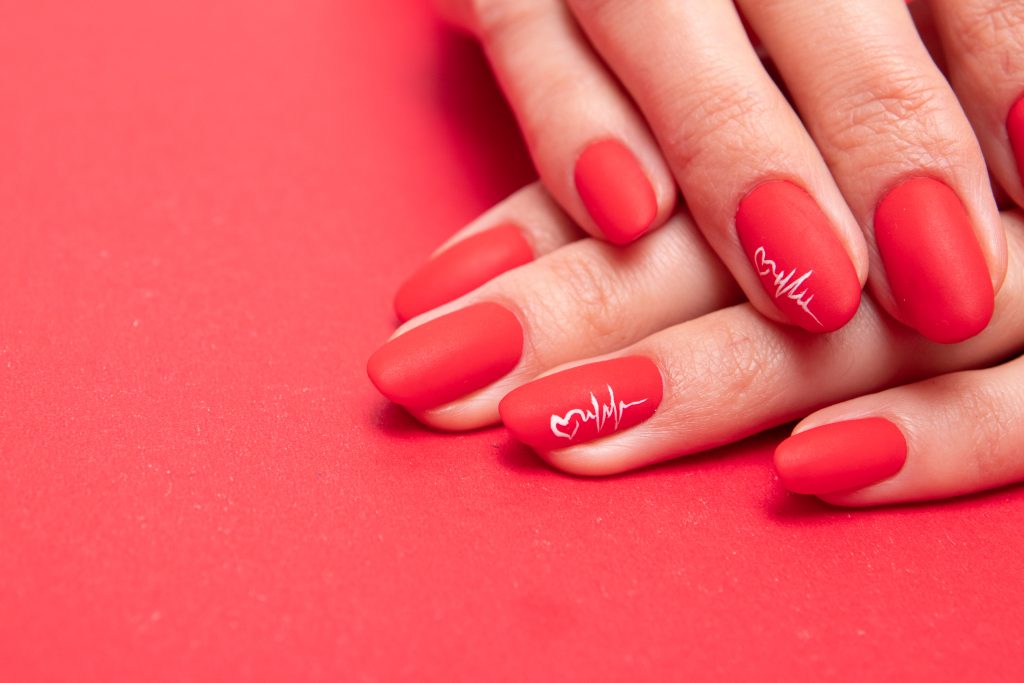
xmin=367 ymin=183 xmax=1024 ymax=505
xmin=433 ymin=0 xmax=1021 ymax=342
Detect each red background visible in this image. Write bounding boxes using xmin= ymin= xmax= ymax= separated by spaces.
xmin=2 ymin=1 xmax=1022 ymax=680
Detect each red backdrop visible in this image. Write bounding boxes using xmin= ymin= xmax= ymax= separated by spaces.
xmin=2 ymin=1 xmax=1021 ymax=680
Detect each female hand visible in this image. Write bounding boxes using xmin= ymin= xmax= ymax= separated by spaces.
xmin=368 ymin=182 xmax=1024 ymax=505
xmin=430 ymin=0 xmax=1020 ymax=343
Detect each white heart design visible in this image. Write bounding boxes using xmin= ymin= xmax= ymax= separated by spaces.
xmin=550 ymin=409 xmax=585 ymax=440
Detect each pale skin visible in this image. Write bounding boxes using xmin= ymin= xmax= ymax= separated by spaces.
xmin=434 ymin=0 xmax=1024 ymax=336
xmin=376 ymin=1 xmax=1024 ymax=505
xmin=390 ymin=183 xmax=1024 ymax=506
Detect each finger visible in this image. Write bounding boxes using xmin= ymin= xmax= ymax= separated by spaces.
xmin=927 ymin=1 xmax=1024 ymax=206
xmin=565 ymin=0 xmax=867 ymax=333
xmin=740 ymin=0 xmax=1006 ymax=343
xmin=499 ymin=216 xmax=1024 ymax=476
xmin=776 ymin=352 xmax=1024 ymax=506
xmin=394 ymin=182 xmax=583 ymax=321
xmin=465 ymin=0 xmax=676 ymax=243
xmin=368 ymin=212 xmax=742 ymax=429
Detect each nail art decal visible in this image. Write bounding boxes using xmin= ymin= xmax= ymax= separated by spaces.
xmin=500 ymin=356 xmax=662 ymax=452
xmin=736 ymin=180 xmax=861 ymax=332
xmin=549 ymin=384 xmax=648 ymax=441
xmin=753 ymin=245 xmax=820 ymax=326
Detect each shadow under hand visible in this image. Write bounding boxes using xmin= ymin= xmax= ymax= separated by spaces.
xmin=432 ymin=22 xmax=536 ymax=206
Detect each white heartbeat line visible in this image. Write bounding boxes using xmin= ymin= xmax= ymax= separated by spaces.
xmin=549 ymin=385 xmax=648 ymax=441
xmin=753 ymin=246 xmax=821 ymax=326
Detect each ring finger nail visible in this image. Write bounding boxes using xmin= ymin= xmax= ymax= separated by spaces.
xmin=736 ymin=181 xmax=861 ymax=332
xmin=574 ymin=139 xmax=658 ymax=245
xmin=367 ymin=302 xmax=523 ymax=409
xmin=499 ymin=356 xmax=662 ymax=452
xmin=774 ymin=417 xmax=908 ymax=496
xmin=874 ymin=177 xmax=994 ymax=343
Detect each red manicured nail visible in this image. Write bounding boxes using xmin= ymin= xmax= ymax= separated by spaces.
xmin=394 ymin=224 xmax=533 ymax=322
xmin=774 ymin=417 xmax=908 ymax=495
xmin=736 ymin=180 xmax=861 ymax=332
xmin=1006 ymin=96 xmax=1024 ymax=187
xmin=499 ymin=356 xmax=662 ymax=452
xmin=574 ymin=139 xmax=657 ymax=245
xmin=874 ymin=177 xmax=994 ymax=344
xmin=367 ymin=302 xmax=523 ymax=409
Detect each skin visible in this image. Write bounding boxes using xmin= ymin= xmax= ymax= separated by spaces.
xmin=370 ymin=1 xmax=1024 ymax=506
xmin=433 ymin=0 xmax=1024 ymax=340
xmin=378 ymin=181 xmax=1024 ymax=506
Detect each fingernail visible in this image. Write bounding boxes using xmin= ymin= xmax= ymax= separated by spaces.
xmin=499 ymin=356 xmax=662 ymax=452
xmin=367 ymin=302 xmax=523 ymax=409
xmin=735 ymin=180 xmax=862 ymax=332
xmin=774 ymin=417 xmax=908 ymax=495
xmin=574 ymin=139 xmax=657 ymax=244
xmin=394 ymin=224 xmax=533 ymax=321
xmin=874 ymin=177 xmax=994 ymax=344
xmin=1006 ymin=96 xmax=1024 ymax=186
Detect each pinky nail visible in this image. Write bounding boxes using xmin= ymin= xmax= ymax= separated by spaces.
xmin=774 ymin=417 xmax=908 ymax=495
xmin=735 ymin=180 xmax=861 ymax=332
xmin=574 ymin=139 xmax=657 ymax=245
xmin=367 ymin=302 xmax=523 ymax=409
xmin=874 ymin=177 xmax=993 ymax=343
xmin=394 ymin=224 xmax=533 ymax=321
xmin=499 ymin=356 xmax=662 ymax=452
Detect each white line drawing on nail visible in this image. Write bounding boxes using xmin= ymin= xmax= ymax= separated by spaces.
xmin=753 ymin=246 xmax=822 ymax=326
xmin=550 ymin=384 xmax=647 ymax=441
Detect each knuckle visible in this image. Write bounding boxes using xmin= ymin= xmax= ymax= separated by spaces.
xmin=527 ymin=252 xmax=634 ymax=347
xmin=697 ymin=315 xmax=781 ymax=399
xmin=657 ymin=66 xmax=775 ymax=174
xmin=947 ymin=1 xmax=1024 ymax=71
xmin=818 ymin=65 xmax=953 ymax=159
xmin=952 ymin=376 xmax=1021 ymax=481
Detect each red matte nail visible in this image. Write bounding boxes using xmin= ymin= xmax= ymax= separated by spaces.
xmin=736 ymin=180 xmax=861 ymax=332
xmin=394 ymin=224 xmax=533 ymax=322
xmin=574 ymin=139 xmax=657 ymax=245
xmin=774 ymin=417 xmax=908 ymax=495
xmin=499 ymin=356 xmax=662 ymax=452
xmin=367 ymin=302 xmax=523 ymax=409
xmin=874 ymin=177 xmax=994 ymax=344
xmin=1006 ymin=96 xmax=1024 ymax=187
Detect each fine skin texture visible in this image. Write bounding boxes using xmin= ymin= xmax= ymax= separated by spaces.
xmin=367 ymin=178 xmax=1024 ymax=506
xmin=434 ymin=0 xmax=1023 ymax=341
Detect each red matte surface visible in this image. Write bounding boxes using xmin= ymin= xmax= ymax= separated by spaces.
xmin=574 ymin=138 xmax=657 ymax=244
xmin=500 ymin=356 xmax=662 ymax=453
xmin=368 ymin=302 xmax=523 ymax=409
xmin=775 ymin=419 xmax=908 ymax=496
xmin=736 ymin=180 xmax=861 ymax=332
xmin=875 ymin=177 xmax=994 ymax=344
xmin=2 ymin=2 xmax=1023 ymax=681
xmin=394 ymin=223 xmax=533 ymax=321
